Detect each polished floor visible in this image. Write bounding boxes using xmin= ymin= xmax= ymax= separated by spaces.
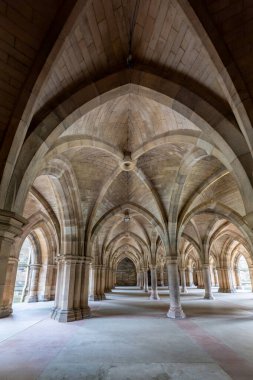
xmin=0 ymin=287 xmax=253 ymax=379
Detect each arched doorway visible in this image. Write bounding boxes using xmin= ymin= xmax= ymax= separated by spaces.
xmin=238 ymin=255 xmax=251 ymax=291
xmin=116 ymin=258 xmax=137 ymax=286
xmin=13 ymin=237 xmax=33 ymax=303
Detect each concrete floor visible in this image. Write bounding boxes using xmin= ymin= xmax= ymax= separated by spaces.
xmin=0 ymin=288 xmax=253 ymax=380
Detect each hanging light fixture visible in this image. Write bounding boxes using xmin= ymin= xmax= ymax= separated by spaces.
xmin=124 ymin=210 xmax=130 ymax=223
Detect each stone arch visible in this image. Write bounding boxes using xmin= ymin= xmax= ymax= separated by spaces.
xmin=2 ymin=75 xmax=252 ymax=220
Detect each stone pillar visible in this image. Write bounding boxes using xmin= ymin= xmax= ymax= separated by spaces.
xmin=112 ymin=270 xmax=116 ymax=288
xmin=139 ymin=271 xmax=144 ymax=289
xmin=89 ymin=265 xmax=106 ymax=301
xmin=100 ymin=266 xmax=106 ymax=300
xmin=51 ymin=257 xmax=76 ymax=322
xmin=137 ymin=272 xmax=141 ymax=287
xmin=186 ymin=266 xmax=194 ymax=287
xmin=89 ymin=265 xmax=100 ymax=301
xmin=143 ymin=269 xmax=149 ymax=292
xmin=233 ymin=267 xmax=242 ymax=289
xmin=104 ymin=267 xmax=111 ymax=292
xmin=180 ymin=267 xmax=188 ymax=294
xmin=80 ymin=258 xmax=91 ymax=318
xmin=202 ymin=264 xmax=214 ymax=300
xmin=0 ymin=211 xmax=26 ymax=318
xmin=26 ymin=264 xmax=42 ymax=302
xmin=5 ymin=256 xmax=19 ymax=305
xmin=210 ymin=266 xmax=215 ymax=286
xmin=38 ymin=264 xmax=55 ymax=301
xmin=167 ymin=259 xmax=185 ymax=319
xmin=217 ymin=266 xmax=236 ymax=293
xmin=213 ymin=268 xmax=219 ymax=287
xmin=248 ymin=266 xmax=253 ymax=292
xmin=149 ymin=266 xmax=159 ymax=300
xmin=196 ymin=269 xmax=204 ymax=289
xmin=160 ymin=265 xmax=164 ymax=286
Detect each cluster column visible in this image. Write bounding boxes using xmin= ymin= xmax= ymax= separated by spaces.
xmin=180 ymin=267 xmax=188 ymax=294
xmin=233 ymin=267 xmax=242 ymax=289
xmin=143 ymin=268 xmax=149 ymax=292
xmin=217 ymin=266 xmax=236 ymax=293
xmin=159 ymin=264 xmax=164 ymax=287
xmin=149 ymin=266 xmax=159 ymax=300
xmin=167 ymin=258 xmax=185 ymax=319
xmin=25 ymin=264 xmax=42 ymax=302
xmin=202 ymin=264 xmax=214 ymax=299
xmin=52 ymin=255 xmax=90 ymax=322
xmin=89 ymin=264 xmax=106 ymax=301
xmin=0 ymin=211 xmax=26 ymax=318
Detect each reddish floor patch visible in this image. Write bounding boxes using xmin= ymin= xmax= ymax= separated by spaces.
xmin=176 ymin=319 xmax=253 ymax=380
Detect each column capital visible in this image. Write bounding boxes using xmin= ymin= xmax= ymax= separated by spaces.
xmin=30 ymin=264 xmax=42 ymax=269
xmin=0 ymin=210 xmax=27 ymax=240
xmin=167 ymin=257 xmax=178 ymax=265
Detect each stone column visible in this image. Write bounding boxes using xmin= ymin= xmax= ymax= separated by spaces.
xmin=217 ymin=266 xmax=236 ymax=293
xmin=109 ymin=268 xmax=114 ymax=291
xmin=38 ymin=264 xmax=55 ymax=301
xmin=5 ymin=256 xmax=19 ymax=305
xmin=73 ymin=260 xmax=82 ymax=320
xmin=180 ymin=267 xmax=188 ymax=294
xmin=213 ymin=268 xmax=219 ymax=287
xmin=210 ymin=266 xmax=215 ymax=286
xmin=80 ymin=258 xmax=91 ymax=318
xmin=160 ymin=264 xmax=164 ymax=286
xmin=233 ymin=267 xmax=242 ymax=289
xmin=202 ymin=264 xmax=214 ymax=299
xmin=0 ymin=211 xmax=26 ymax=318
xmin=248 ymin=265 xmax=253 ymax=292
xmin=196 ymin=269 xmax=204 ymax=289
xmin=26 ymin=264 xmax=41 ymax=302
xmin=139 ymin=271 xmax=144 ymax=290
xmin=143 ymin=269 xmax=149 ymax=292
xmin=149 ymin=266 xmax=159 ymax=300
xmin=167 ymin=259 xmax=185 ymax=318
xmin=89 ymin=265 xmax=100 ymax=301
xmin=112 ymin=270 xmax=116 ymax=288
xmin=186 ymin=266 xmax=193 ymax=287
xmin=51 ymin=257 xmax=76 ymax=322
xmin=100 ymin=266 xmax=106 ymax=300
xmin=137 ymin=272 xmax=141 ymax=287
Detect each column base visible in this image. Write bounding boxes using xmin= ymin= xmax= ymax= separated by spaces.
xmin=204 ymin=294 xmax=215 ymax=300
xmin=167 ymin=306 xmax=185 ymax=319
xmin=218 ymin=288 xmax=236 ymax=293
xmin=181 ymin=288 xmax=188 ymax=294
xmin=144 ymin=288 xmax=149 ymax=293
xmin=0 ymin=305 xmax=12 ymax=318
xmin=150 ymin=291 xmax=160 ymax=300
xmin=89 ymin=294 xmax=106 ymax=301
xmin=38 ymin=296 xmax=51 ymax=302
xmin=26 ymin=295 xmax=38 ymax=303
xmin=236 ymin=286 xmax=243 ymax=290
xmin=81 ymin=306 xmax=91 ymax=318
xmin=74 ymin=309 xmax=83 ymax=320
xmin=51 ymin=308 xmax=76 ymax=323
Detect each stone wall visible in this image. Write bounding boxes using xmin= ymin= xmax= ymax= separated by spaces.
xmin=116 ymin=258 xmax=137 ymax=286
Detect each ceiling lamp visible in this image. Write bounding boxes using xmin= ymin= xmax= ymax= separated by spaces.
xmin=124 ymin=210 xmax=130 ymax=223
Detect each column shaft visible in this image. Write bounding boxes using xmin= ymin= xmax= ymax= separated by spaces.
xmin=149 ymin=267 xmax=159 ymax=300
xmin=167 ymin=259 xmax=185 ymax=319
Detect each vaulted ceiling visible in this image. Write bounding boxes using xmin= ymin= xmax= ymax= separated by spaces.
xmin=1 ymin=0 xmax=253 ymax=267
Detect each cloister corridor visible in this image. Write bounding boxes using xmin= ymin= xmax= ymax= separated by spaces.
xmin=0 ymin=287 xmax=253 ymax=380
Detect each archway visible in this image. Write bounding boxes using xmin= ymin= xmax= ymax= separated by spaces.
xmin=116 ymin=258 xmax=137 ymax=286
xmin=237 ymin=255 xmax=251 ymax=291
xmin=13 ymin=237 xmax=33 ymax=303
